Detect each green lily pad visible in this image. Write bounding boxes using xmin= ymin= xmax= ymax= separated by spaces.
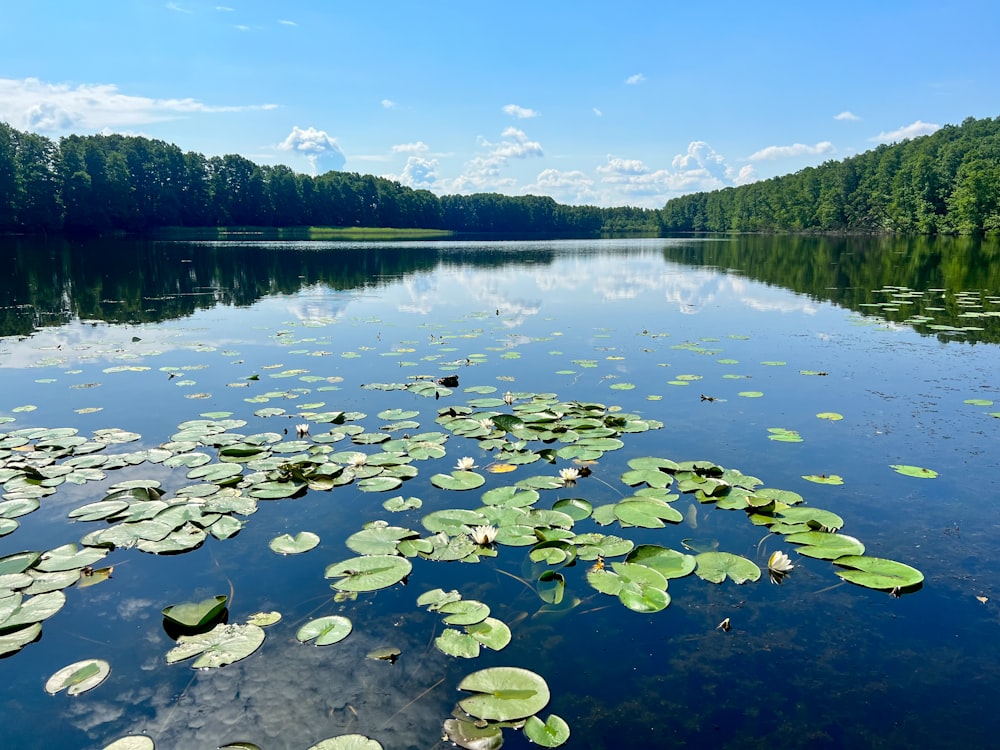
xmin=102 ymin=736 xmax=155 ymax=750
xmin=694 ymin=552 xmax=761 ymax=584
xmin=802 ymin=474 xmax=844 ymax=485
xmin=44 ymin=658 xmax=111 ymax=696
xmin=296 ymin=615 xmax=353 ymax=646
xmin=165 ymin=622 xmax=265 ymax=668
xmin=816 ymin=412 xmax=844 ymax=421
xmin=346 ymin=526 xmax=418 ymax=555
xmin=36 ymin=543 xmax=108 ymax=573
xmin=325 ymin=555 xmax=412 ymax=592
xmin=435 ymin=628 xmax=481 ymax=658
xmin=269 ymin=531 xmax=321 ymax=555
xmin=458 ymin=667 xmax=551 ymax=722
xmin=833 ymin=556 xmax=924 ymax=590
xmin=524 ymin=714 xmax=571 ymax=747
xmin=0 ymin=622 xmax=42 ymax=656
xmin=430 ymin=470 xmax=486 ymax=491
xmin=162 ymin=595 xmax=228 ymax=628
xmin=786 ymin=531 xmax=865 ymax=559
xmin=467 ymin=617 xmax=512 ymax=651
xmin=890 ymin=464 xmax=938 ymax=478
xmin=306 ymin=735 xmax=384 ymax=750
xmin=625 ymin=545 xmax=696 ymax=579
xmin=439 ymin=599 xmax=491 ymax=626
xmin=382 ymin=495 xmax=422 ymax=512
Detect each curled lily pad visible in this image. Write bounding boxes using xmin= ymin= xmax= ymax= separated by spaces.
xmin=0 ymin=622 xmax=42 ymax=656
xmin=162 ymin=595 xmax=228 ymax=628
xmin=296 ymin=615 xmax=352 ymax=646
xmin=458 ymin=667 xmax=551 ymax=722
xmin=834 ymin=556 xmax=924 ymax=590
xmin=165 ymin=622 xmax=265 ymax=668
xmin=269 ymin=531 xmax=320 ymax=555
xmin=44 ymin=658 xmax=110 ymax=695
xmin=325 ymin=555 xmax=412 ymax=592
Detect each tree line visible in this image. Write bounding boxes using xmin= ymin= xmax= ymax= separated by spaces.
xmin=660 ymin=116 xmax=1000 ymax=235
xmin=0 ymin=122 xmax=660 ymax=236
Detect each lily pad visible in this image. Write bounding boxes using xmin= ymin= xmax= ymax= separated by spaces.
xmin=306 ymin=735 xmax=384 ymax=750
xmin=102 ymin=736 xmax=155 ymax=750
xmin=833 ymin=556 xmax=925 ymax=590
xmin=44 ymin=658 xmax=111 ymax=696
xmin=325 ymin=555 xmax=412 ymax=592
xmin=458 ymin=666 xmax=551 ymax=722
xmin=786 ymin=531 xmax=865 ymax=559
xmin=269 ymin=531 xmax=321 ymax=555
xmin=430 ymin=470 xmax=486 ymax=491
xmin=162 ymin=595 xmax=228 ymax=628
xmin=296 ymin=615 xmax=353 ymax=646
xmin=694 ymin=552 xmax=761 ymax=584
xmin=165 ymin=622 xmax=265 ymax=668
xmin=523 ymin=714 xmax=571 ymax=747
xmin=890 ymin=464 xmax=938 ymax=478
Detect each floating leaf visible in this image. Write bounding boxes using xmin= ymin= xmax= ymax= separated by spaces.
xmin=162 ymin=595 xmax=228 ymax=628
xmin=435 ymin=628 xmax=481 ymax=658
xmin=296 ymin=615 xmax=353 ymax=646
xmin=523 ymin=714 xmax=571 ymax=747
xmin=306 ymin=735 xmax=384 ymax=750
xmin=44 ymin=658 xmax=110 ymax=696
xmin=458 ymin=667 xmax=551 ymax=722
xmin=786 ymin=531 xmax=865 ymax=559
xmin=694 ymin=552 xmax=761 ymax=584
xmin=36 ymin=543 xmax=108 ymax=573
xmin=802 ymin=474 xmax=844 ymax=485
xmin=816 ymin=412 xmax=844 ymax=421
xmin=165 ymin=622 xmax=265 ymax=668
xmin=269 ymin=531 xmax=321 ymax=555
xmin=890 ymin=464 xmax=938 ymax=478
xmin=834 ymin=556 xmax=924 ymax=590
xmin=430 ymin=470 xmax=486 ymax=491
xmin=325 ymin=555 xmax=412 ymax=592
xmin=102 ymin=736 xmax=155 ymax=750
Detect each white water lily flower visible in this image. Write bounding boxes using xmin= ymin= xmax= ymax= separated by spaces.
xmin=559 ymin=467 xmax=580 ymax=485
xmin=295 ymin=423 xmax=310 ymax=437
xmin=455 ymin=456 xmax=478 ymax=471
xmin=347 ymin=452 xmax=368 ymax=468
xmin=470 ymin=525 xmax=498 ymax=545
xmin=503 ymin=391 xmax=515 ymax=406
xmin=477 ymin=418 xmax=494 ymax=431
xmin=768 ymin=550 xmax=795 ymax=583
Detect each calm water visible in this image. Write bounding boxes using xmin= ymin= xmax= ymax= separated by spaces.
xmin=2 ymin=236 xmax=1000 ymax=749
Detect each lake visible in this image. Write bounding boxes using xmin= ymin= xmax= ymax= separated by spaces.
xmin=2 ymin=235 xmax=999 ymax=750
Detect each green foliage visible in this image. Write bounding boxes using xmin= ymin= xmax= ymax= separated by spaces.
xmin=661 ymin=116 xmax=1000 ymax=236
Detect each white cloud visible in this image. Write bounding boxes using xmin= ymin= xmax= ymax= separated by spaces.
xmin=593 ymin=107 xmax=603 ymax=116
xmin=391 ymin=141 xmax=429 ymax=154
xmin=625 ymin=73 xmax=646 ymax=85
xmin=502 ymin=104 xmax=539 ymax=119
xmin=235 ymin=24 xmax=250 ymax=31
xmin=398 ymin=157 xmax=439 ymax=188
xmin=0 ymin=77 xmax=277 ymax=133
xmin=381 ymin=99 xmax=396 ymax=109
xmin=215 ymin=6 xmax=235 ymax=11
xmin=278 ymin=19 xmax=297 ymax=26
xmin=450 ymin=127 xmax=544 ymax=192
xmin=871 ymin=119 xmax=940 ymax=143
xmin=522 ymin=168 xmax=598 ymax=205
xmin=166 ymin=2 xmax=193 ymax=13
xmin=834 ymin=110 xmax=860 ymax=121
xmin=747 ymin=141 xmax=835 ymax=161
xmin=277 ymin=125 xmax=346 ymax=173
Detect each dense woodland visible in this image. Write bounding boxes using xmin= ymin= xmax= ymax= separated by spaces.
xmin=2 ymin=116 xmax=999 ymax=237
xmin=0 ymin=122 xmax=658 ymax=236
xmin=661 ymin=116 xmax=1000 ymax=235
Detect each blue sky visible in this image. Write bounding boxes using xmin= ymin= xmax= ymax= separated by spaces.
xmin=2 ymin=1 xmax=998 ymax=208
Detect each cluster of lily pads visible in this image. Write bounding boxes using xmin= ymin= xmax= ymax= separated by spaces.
xmin=0 ymin=374 xmax=924 ymax=749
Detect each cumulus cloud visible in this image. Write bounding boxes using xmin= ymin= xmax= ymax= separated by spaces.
xmin=834 ymin=110 xmax=860 ymax=121
xmin=450 ymin=127 xmax=544 ymax=192
xmin=522 ymin=168 xmax=598 ymax=205
xmin=871 ymin=120 xmax=940 ymax=143
xmin=502 ymin=104 xmax=539 ymax=119
xmin=747 ymin=141 xmax=835 ymax=161
xmin=0 ymin=77 xmax=277 ymax=133
xmin=625 ymin=73 xmax=646 ymax=85
xmin=381 ymin=98 xmax=397 ymax=109
xmin=277 ymin=125 xmax=346 ymax=173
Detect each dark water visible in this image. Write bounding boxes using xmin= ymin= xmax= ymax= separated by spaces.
xmin=2 ymin=236 xmax=999 ymax=749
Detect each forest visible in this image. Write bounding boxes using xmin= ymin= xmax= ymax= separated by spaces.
xmin=2 ymin=116 xmax=998 ymax=237
xmin=660 ymin=115 xmax=1000 ymax=235
xmin=0 ymin=122 xmax=659 ymax=237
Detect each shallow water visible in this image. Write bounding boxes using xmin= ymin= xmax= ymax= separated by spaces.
xmin=2 ymin=236 xmax=999 ymax=749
